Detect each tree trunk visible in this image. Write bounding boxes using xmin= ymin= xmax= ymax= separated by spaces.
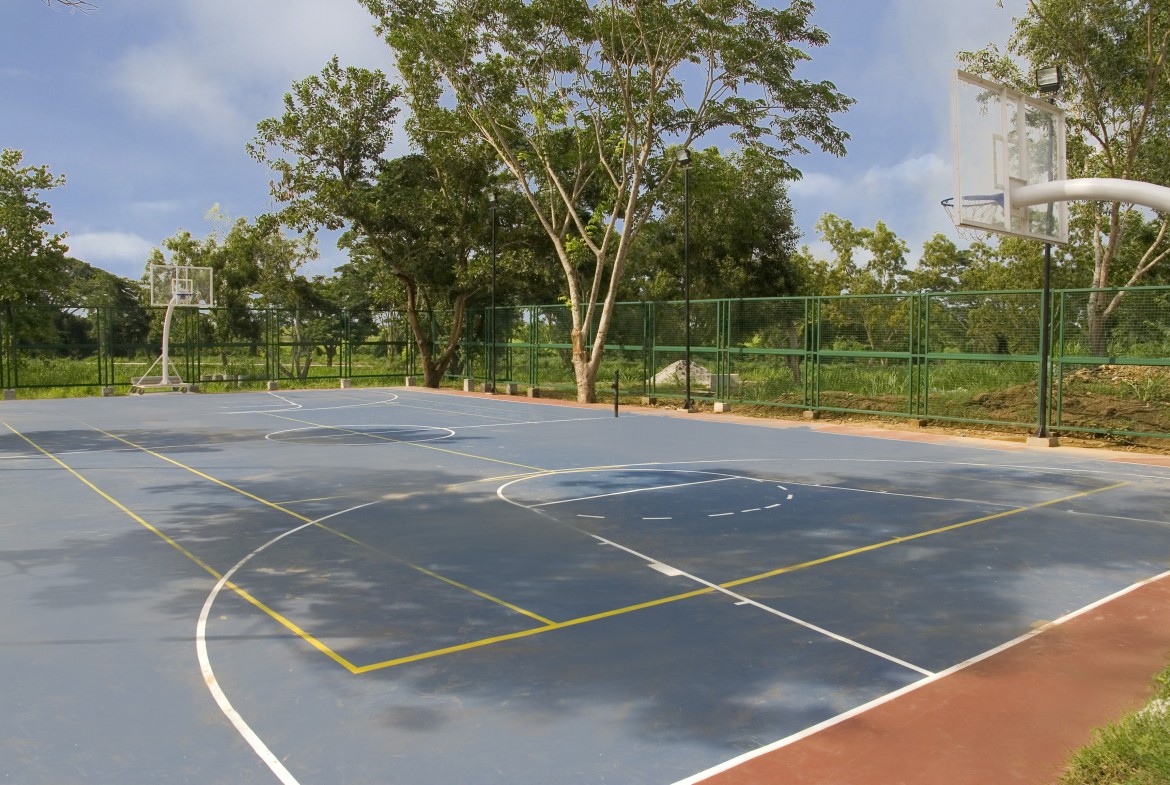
xmin=786 ymin=322 xmax=802 ymax=385
xmin=422 ymin=361 xmax=444 ymax=387
xmin=571 ymin=327 xmax=598 ymax=403
xmin=399 ymin=276 xmax=469 ymax=389
xmin=1086 ymin=289 xmax=1109 ymax=356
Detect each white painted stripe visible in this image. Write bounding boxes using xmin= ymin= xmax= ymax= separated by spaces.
xmin=649 ymin=562 xmax=685 ymax=577
xmin=708 ymin=512 xmax=735 ymax=518
xmin=670 ymin=567 xmax=1170 ymax=785
xmin=450 ymin=416 xmax=611 ymax=430
xmin=741 ymin=508 xmax=761 ymax=513
xmin=642 ymin=517 xmax=673 ymax=521
xmin=765 ymin=504 xmax=782 ymax=509
xmin=592 ymin=536 xmax=933 ymax=678
xmin=225 ymin=396 xmax=399 ymax=415
xmin=196 ymin=502 xmax=377 ymax=785
xmin=1068 ymin=510 xmax=1170 ymax=527
xmin=530 ymin=475 xmax=738 ymax=507
xmin=577 ymin=514 xmax=606 ymax=519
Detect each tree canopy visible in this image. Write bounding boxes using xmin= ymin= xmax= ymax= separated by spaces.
xmin=0 ymin=149 xmax=70 ymax=307
xmin=361 ymin=0 xmax=853 ymax=400
xmin=623 ymin=147 xmax=803 ymax=302
xmin=251 ymin=57 xmax=510 ymax=387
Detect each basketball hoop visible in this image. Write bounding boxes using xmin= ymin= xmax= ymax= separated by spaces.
xmin=133 ymin=264 xmax=215 ymax=394
xmin=941 ymin=193 xmax=1005 ymax=242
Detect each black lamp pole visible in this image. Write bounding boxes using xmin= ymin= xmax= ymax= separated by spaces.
xmin=1035 ymin=65 xmax=1061 ymax=440
xmin=487 ymin=190 xmax=497 ymax=394
xmin=675 ymin=147 xmax=692 ymax=410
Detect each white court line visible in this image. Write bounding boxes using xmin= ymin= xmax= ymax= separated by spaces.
xmin=263 ymin=424 xmax=455 ymax=444
xmin=551 ymin=456 xmax=1170 ymax=488
xmin=224 ymin=395 xmax=400 ymax=416
xmin=379 ymin=396 xmax=582 ymax=424
xmin=529 ymin=475 xmax=740 ymax=508
xmin=786 ymin=481 xmax=1024 ymax=508
xmin=1067 ymin=509 xmax=1170 ymax=527
xmin=670 ymin=567 xmax=1170 ymax=785
xmin=449 ymin=415 xmax=612 ymax=430
xmin=196 ymin=501 xmax=378 ymax=785
xmin=593 ymin=535 xmax=934 ymax=678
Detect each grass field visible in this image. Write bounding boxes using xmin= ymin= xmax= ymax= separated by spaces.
xmin=1062 ymin=662 xmax=1170 ymax=785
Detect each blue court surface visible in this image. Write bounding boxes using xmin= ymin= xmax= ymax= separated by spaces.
xmin=2 ymin=387 xmax=1169 ymax=784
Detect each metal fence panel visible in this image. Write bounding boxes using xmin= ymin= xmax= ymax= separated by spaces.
xmin=3 ymin=288 xmax=1168 ymax=443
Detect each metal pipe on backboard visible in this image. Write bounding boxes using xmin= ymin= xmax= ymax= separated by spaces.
xmin=1013 ymin=178 xmax=1170 ymax=212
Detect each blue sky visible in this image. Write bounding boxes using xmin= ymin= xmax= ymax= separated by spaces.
xmin=1 ymin=0 xmax=1025 ymax=282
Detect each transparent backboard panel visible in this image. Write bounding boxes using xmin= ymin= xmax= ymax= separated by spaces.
xmin=951 ymin=70 xmax=1068 ymax=244
xmin=149 ymin=264 xmax=215 ymax=307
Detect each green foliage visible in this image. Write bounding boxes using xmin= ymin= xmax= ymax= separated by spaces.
xmin=623 ymin=148 xmax=803 ymax=301
xmin=362 ymin=0 xmax=853 ymax=399
xmin=147 ymin=213 xmax=324 ymax=378
xmin=0 ymin=149 xmax=69 ymax=307
xmin=1061 ymin=661 xmax=1170 ymax=785
xmin=252 ymin=57 xmax=512 ymax=386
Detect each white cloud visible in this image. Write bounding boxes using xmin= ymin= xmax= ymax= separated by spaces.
xmin=789 ymin=171 xmax=845 ymax=199
xmin=129 ymin=199 xmax=185 ymax=216
xmin=113 ymin=47 xmax=248 ymax=144
xmin=860 ymin=153 xmax=948 ymax=188
xmin=108 ymin=0 xmax=392 ymax=146
xmin=66 ymin=231 xmax=156 ymax=274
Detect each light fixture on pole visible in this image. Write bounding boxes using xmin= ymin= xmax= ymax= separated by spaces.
xmin=1036 ymin=65 xmax=1062 ymax=94
xmin=487 ymin=190 xmax=498 ymax=394
xmin=674 ymin=147 xmax=692 ymax=411
xmin=1034 ymin=65 xmax=1061 ymax=441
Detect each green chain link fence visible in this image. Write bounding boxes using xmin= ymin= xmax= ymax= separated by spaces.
xmin=3 ymin=287 xmax=1169 ymax=440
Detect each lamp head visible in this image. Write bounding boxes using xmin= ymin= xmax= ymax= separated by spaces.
xmin=1036 ymin=65 xmax=1062 ymax=94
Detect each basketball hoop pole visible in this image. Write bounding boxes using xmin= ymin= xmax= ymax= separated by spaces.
xmin=159 ymin=293 xmax=179 ymax=385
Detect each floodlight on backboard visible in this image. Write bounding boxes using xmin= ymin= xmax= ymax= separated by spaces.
xmin=949 ymin=70 xmax=1068 ymax=244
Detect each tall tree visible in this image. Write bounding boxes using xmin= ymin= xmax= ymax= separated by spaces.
xmin=623 ymin=147 xmax=803 ymax=301
xmin=800 ymin=214 xmax=910 ymax=354
xmin=251 ymin=57 xmax=499 ymax=387
xmin=961 ymin=0 xmax=1170 ymax=354
xmin=0 ymin=149 xmax=69 ymax=307
xmin=362 ymin=0 xmax=853 ymax=401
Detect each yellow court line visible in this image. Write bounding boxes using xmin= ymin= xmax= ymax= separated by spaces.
xmin=719 ymin=480 xmax=1129 ymax=590
xmin=2 ymin=420 xmax=361 ymax=674
xmin=83 ymin=423 xmax=557 ymax=629
xmin=314 ymin=522 xmax=556 ymax=626
xmin=91 ymin=425 xmax=316 ymax=523
xmin=354 ymin=479 xmax=1129 ymax=672
xmin=353 ymin=587 xmax=714 ymax=673
xmin=261 ymin=412 xmax=548 ymax=473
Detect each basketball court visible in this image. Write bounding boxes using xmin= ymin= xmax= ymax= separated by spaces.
xmin=3 ymin=386 xmax=1170 ymax=784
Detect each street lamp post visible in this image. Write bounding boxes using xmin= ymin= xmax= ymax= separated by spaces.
xmin=487 ymin=190 xmax=498 ymax=394
xmin=1035 ymin=66 xmax=1061 ymax=441
xmin=675 ymin=147 xmax=692 ymax=411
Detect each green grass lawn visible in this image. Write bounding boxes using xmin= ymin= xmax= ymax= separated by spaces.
xmin=1062 ymin=662 xmax=1170 ymax=785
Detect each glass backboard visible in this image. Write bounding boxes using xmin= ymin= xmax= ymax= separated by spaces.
xmin=149 ymin=264 xmax=214 ymax=308
xmin=950 ymin=70 xmax=1068 ymax=244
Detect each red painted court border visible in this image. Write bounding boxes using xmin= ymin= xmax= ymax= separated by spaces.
xmin=681 ymin=569 xmax=1170 ymax=785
